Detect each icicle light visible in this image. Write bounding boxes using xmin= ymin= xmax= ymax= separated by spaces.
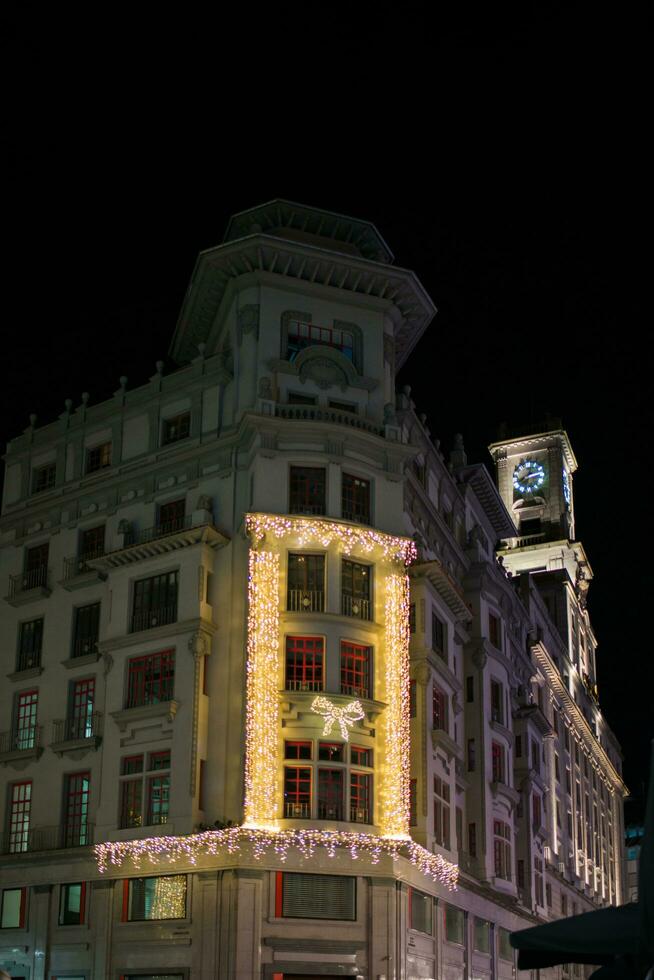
xmin=379 ymin=572 xmax=412 ymax=837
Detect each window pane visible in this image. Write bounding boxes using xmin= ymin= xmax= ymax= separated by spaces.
xmin=285 ymin=636 xmax=323 ymax=691
xmin=287 ymin=554 xmax=325 ymax=612
xmin=128 ymin=876 xmax=186 ymax=920
xmin=1 ymin=888 xmax=24 ymax=928
xmin=340 ymin=642 xmax=370 ymax=698
xmin=444 ymin=903 xmax=464 ymax=944
xmin=281 ymin=872 xmax=355 ymax=920
xmin=289 ymin=466 xmax=326 ymax=515
xmin=474 ymin=917 xmax=490 ymax=952
xmin=410 ymin=889 xmax=433 ymax=935
xmin=342 ymin=473 xmax=370 ymax=524
xmin=59 ymin=883 xmax=84 ymax=925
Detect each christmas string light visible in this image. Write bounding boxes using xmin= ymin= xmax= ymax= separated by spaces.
xmin=243 ymin=548 xmax=280 ymax=829
xmin=150 ymin=874 xmax=187 ymax=919
xmin=379 ymin=572 xmax=411 ymax=838
xmin=94 ymin=826 xmax=458 ymax=889
xmin=245 ymin=513 xmax=417 ymax=566
xmin=311 ymin=696 xmax=365 ymax=739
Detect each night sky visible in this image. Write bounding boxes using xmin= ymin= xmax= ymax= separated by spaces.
xmin=3 ymin=5 xmax=651 ymax=817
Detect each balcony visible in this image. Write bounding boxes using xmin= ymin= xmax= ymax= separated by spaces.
xmin=126 ymin=516 xmax=192 ymax=546
xmin=287 ymin=589 xmax=324 ymax=613
xmin=0 ymin=725 xmax=43 ymax=765
xmin=350 ymin=807 xmax=370 ymax=824
xmin=284 ymin=801 xmax=310 ymax=819
xmin=6 ymin=565 xmax=51 ymax=606
xmin=70 ymin=635 xmax=100 ymax=661
xmin=0 ymin=823 xmax=94 ymax=854
xmin=341 ymin=593 xmax=371 ymax=621
xmin=51 ymin=713 xmax=103 ymax=755
xmin=341 ymin=683 xmax=369 ymax=700
xmin=87 ymin=518 xmax=229 ymax=570
xmin=285 ymin=679 xmax=323 ymax=693
xmin=318 ymin=802 xmax=344 ymax=821
xmin=62 ymin=551 xmax=106 ymax=591
xmin=15 ymin=648 xmax=42 ymax=674
xmin=276 ymin=403 xmax=384 ymax=437
xmin=130 ymin=604 xmax=178 ymax=634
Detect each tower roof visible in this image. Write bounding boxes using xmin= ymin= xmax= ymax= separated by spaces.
xmin=488 ymin=427 xmax=578 ymax=473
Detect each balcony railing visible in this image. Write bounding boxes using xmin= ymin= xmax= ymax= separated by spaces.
xmin=288 ymin=499 xmax=327 ymax=517
xmin=350 ymin=807 xmax=370 ymax=824
xmin=16 ymin=647 xmax=42 ymax=672
xmin=52 ymin=713 xmax=103 ymax=744
xmin=340 ymin=683 xmax=369 ymax=700
xmin=0 ymin=725 xmax=42 ymax=754
xmin=285 ymin=679 xmax=323 ymax=693
xmin=63 ymin=549 xmax=105 ymax=580
xmin=125 ymin=516 xmax=192 ymax=547
xmin=9 ymin=565 xmax=49 ymax=598
xmin=130 ymin=604 xmax=178 ymax=633
xmin=72 ymin=634 xmax=99 ymax=659
xmin=341 ymin=594 xmax=371 ymax=620
xmin=284 ymin=801 xmax=310 ymax=819
xmin=287 ymin=589 xmax=324 ymax=613
xmin=318 ymin=802 xmax=344 ymax=821
xmin=0 ymin=823 xmax=94 ymax=855
xmin=276 ymin=404 xmax=383 ymax=437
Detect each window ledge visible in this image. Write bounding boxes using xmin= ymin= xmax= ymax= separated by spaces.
xmin=4 ymin=585 xmax=51 ymax=607
xmin=60 ymin=569 xmax=107 ymax=592
xmin=99 ymin=616 xmax=216 ymax=654
xmin=61 ymin=652 xmax=102 ymax=669
xmin=7 ymin=666 xmax=43 ymax=682
xmin=431 ymin=728 xmax=462 ymax=761
xmin=111 ymin=700 xmax=179 ymax=732
xmin=491 ymin=876 xmax=518 ymax=896
xmin=50 ymin=736 xmax=102 ymax=757
xmin=280 ymin=690 xmax=386 ymax=727
xmin=490 ymin=718 xmax=514 ymax=742
xmin=490 ymin=780 xmax=521 ymax=806
xmin=0 ymin=746 xmax=43 ymax=767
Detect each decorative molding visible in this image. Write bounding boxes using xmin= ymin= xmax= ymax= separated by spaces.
xmin=236 ymin=304 xmax=260 ymax=345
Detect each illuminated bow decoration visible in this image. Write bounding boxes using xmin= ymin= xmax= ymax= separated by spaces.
xmin=311 ymin=696 xmax=365 ymax=740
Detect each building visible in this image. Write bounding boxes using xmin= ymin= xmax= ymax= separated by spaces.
xmin=0 ymin=201 xmax=626 ymax=980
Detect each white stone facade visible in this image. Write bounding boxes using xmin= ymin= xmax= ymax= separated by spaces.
xmin=0 ymin=201 xmax=625 ymax=980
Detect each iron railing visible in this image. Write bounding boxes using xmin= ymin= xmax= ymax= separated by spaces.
xmin=130 ymin=604 xmax=178 ymax=633
xmin=9 ymin=565 xmax=48 ymax=597
xmin=350 ymin=807 xmax=370 ymax=824
xmin=318 ymin=802 xmax=344 ymax=821
xmin=341 ymin=594 xmax=371 ymax=620
xmin=0 ymin=725 xmax=41 ymax=754
xmin=287 ymin=589 xmax=324 ymax=613
xmin=16 ymin=647 xmax=42 ymax=672
xmin=63 ymin=549 xmax=105 ymax=580
xmin=52 ymin=713 xmax=103 ymax=743
xmin=124 ymin=516 xmax=192 ymax=547
xmin=284 ymin=801 xmax=310 ymax=819
xmin=0 ymin=822 xmax=94 ymax=855
xmin=340 ymin=683 xmax=369 ymax=700
xmin=285 ymin=679 xmax=323 ymax=693
xmin=71 ymin=634 xmax=99 ymax=659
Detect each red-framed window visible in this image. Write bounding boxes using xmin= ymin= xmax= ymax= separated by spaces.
xmin=493 ymin=820 xmax=512 ymax=880
xmin=342 ymin=473 xmax=371 ymax=524
xmin=286 ymin=320 xmax=354 ymax=363
xmin=15 ymin=690 xmax=38 ymax=750
xmin=147 ymin=751 xmax=171 ymax=825
xmin=120 ymin=775 xmax=143 ymax=828
xmin=274 ymin=869 xmax=356 ymax=920
xmin=318 ymin=768 xmax=344 ymax=820
xmin=126 ymin=649 xmax=175 ymax=707
xmin=70 ymin=677 xmax=95 ymax=739
xmin=283 ymin=767 xmax=311 ymax=818
xmin=63 ymin=772 xmax=91 ymax=846
xmin=350 ymin=771 xmax=371 ymax=824
xmin=59 ymin=881 xmax=87 ymax=925
xmin=284 ymin=741 xmax=312 ymax=760
xmin=318 ymin=742 xmax=344 ymax=762
xmin=492 ymin=741 xmax=506 ymax=783
xmin=289 ymin=466 xmax=326 ymax=515
xmin=350 ymin=745 xmax=372 ymax=767
xmin=162 ymin=411 xmax=191 ymax=445
xmin=433 ymin=776 xmax=450 ymax=848
xmin=121 ymin=875 xmax=187 ymax=921
xmin=340 ymin=641 xmax=370 ymax=698
xmin=432 ymin=685 xmax=447 ymax=732
xmin=0 ymin=886 xmax=27 ymax=928
xmin=158 ymin=498 xmax=186 ymax=533
xmin=285 ymin=636 xmax=323 ymax=691
xmin=80 ymin=523 xmax=105 ymax=559
xmin=8 ymin=781 xmax=32 ymax=853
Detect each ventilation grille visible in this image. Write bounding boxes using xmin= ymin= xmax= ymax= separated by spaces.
xmin=281 ymin=872 xmax=356 ymax=920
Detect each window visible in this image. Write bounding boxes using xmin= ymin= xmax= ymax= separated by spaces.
xmin=546 ymin=882 xmax=552 ymax=906
xmin=131 ymin=572 xmax=178 ymax=632
xmin=286 ymin=319 xmax=355 ymax=363
xmin=284 ymin=766 xmax=311 ymax=818
xmin=287 ymin=392 xmax=317 ymax=406
xmin=516 ymin=734 xmax=522 ymax=758
xmin=126 ymin=649 xmax=175 ymax=709
xmin=1 ymin=887 xmax=26 ymax=928
xmin=72 ymin=602 xmax=100 ymax=658
xmin=466 ymin=675 xmax=474 ymax=702
xmin=341 ymin=559 xmax=372 ymax=619
xmin=8 ymin=781 xmax=31 ymax=853
xmin=488 ymin=611 xmax=502 ymax=649
xmin=123 ymin=876 xmax=187 ymax=921
xmin=287 ymin=554 xmax=325 ymax=612
xmin=32 ymin=462 xmax=56 ymax=494
xmin=80 ymin=524 xmax=105 ymax=560
xmin=318 ymin=768 xmax=344 ymax=820
xmin=490 ymin=678 xmax=504 ymax=725
xmin=285 ymin=741 xmax=312 ymax=760
xmin=410 ymin=888 xmax=433 ymax=935
xmin=17 ymin=617 xmax=44 ymax=671
xmin=318 ymin=742 xmax=344 ymax=762
xmin=455 ymin=807 xmax=463 ymax=851
xmin=329 ymin=399 xmax=357 ymax=413
xmin=561 ymin=892 xmax=568 ymax=915
xmin=499 ymin=926 xmax=513 ymax=961
xmin=555 ymin=752 xmax=561 ymax=782
xmin=285 ymin=636 xmax=323 ymax=691
xmin=340 ymin=641 xmax=370 ymax=698
xmin=161 ymin=412 xmax=190 ymax=446
xmin=474 ymin=917 xmax=490 ymax=953
xmin=432 ymin=684 xmax=447 ymax=732
xmin=59 ymin=882 xmax=86 ymax=925
xmin=276 ymin=871 xmax=356 ymax=920
xmin=289 ymin=466 xmax=326 ymax=515
xmin=468 ymin=822 xmax=477 ymax=857
xmin=467 ymin=738 xmax=476 ymax=772
xmin=63 ymin=772 xmax=90 ymax=846
xmin=69 ymin=678 xmax=96 ymax=740
xmin=350 ymin=745 xmax=372 ymax=767
xmin=147 ymin=752 xmax=171 ymax=825
xmin=433 ymin=776 xmax=450 ymax=848
xmin=431 ymin=611 xmax=445 ymax=658
xmin=120 ymin=756 xmax=144 ymax=828
xmin=158 ymin=498 xmax=186 ymax=534
xmin=535 ymin=856 xmax=544 ymax=906
xmin=517 ymin=859 xmax=525 ymax=889
xmin=342 ymin=473 xmax=370 ymax=524
xmin=350 ymin=771 xmax=371 ymax=823
xmin=494 ymin=820 xmax=512 ymax=880
xmin=492 ymin=741 xmax=506 ymax=783
xmin=85 ymin=441 xmax=112 ymax=473
xmin=14 ymin=690 xmax=38 ymax=750
xmin=444 ymin=903 xmax=464 ymax=944
xmin=410 ymin=779 xmax=417 ymax=826
xmin=533 ymin=792 xmax=542 ymax=829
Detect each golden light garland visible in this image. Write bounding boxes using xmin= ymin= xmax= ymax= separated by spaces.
xmin=379 ymin=573 xmax=412 ymax=837
xmin=243 ymin=548 xmax=280 ymax=829
xmin=150 ymin=874 xmax=187 ymax=919
xmin=245 ymin=513 xmax=417 ymax=566
xmin=94 ymin=826 xmax=458 ymax=889
xmin=311 ymin=696 xmax=365 ymax=739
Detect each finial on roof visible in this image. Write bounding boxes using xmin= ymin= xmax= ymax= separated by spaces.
xmin=29 ymin=413 xmax=37 ymax=427
xmin=64 ymin=399 xmax=73 ymax=413
xmin=450 ymin=433 xmax=467 ymax=469
xmin=81 ymin=392 xmax=89 ymax=405
xmin=119 ymin=376 xmax=128 ymax=390
xmin=156 ymin=360 xmax=164 ymax=375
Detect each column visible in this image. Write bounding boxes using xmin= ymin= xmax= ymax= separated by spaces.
xmin=30 ymin=884 xmax=52 ymax=980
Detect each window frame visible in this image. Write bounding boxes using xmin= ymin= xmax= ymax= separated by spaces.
xmin=1 ymin=886 xmax=27 ymax=929
xmin=340 ymin=640 xmax=371 ymax=699
xmin=126 ymin=649 xmax=175 ymax=708
xmin=17 ymin=616 xmax=44 ymax=671
xmin=275 ymin=870 xmax=356 ymax=921
xmin=287 ymin=553 xmax=325 ymax=613
xmin=409 ymin=887 xmax=433 ymax=935
xmin=289 ymin=465 xmax=327 ymax=516
xmin=31 ymin=461 xmax=56 ymax=494
xmin=59 ymin=881 xmax=87 ymax=926
xmin=161 ymin=412 xmax=191 ymax=446
xmin=341 ymin=472 xmax=371 ymax=525
xmin=121 ymin=875 xmax=187 ymax=922
xmin=7 ymin=780 xmax=32 ymax=854
xmin=85 ymin=441 xmax=112 ymax=474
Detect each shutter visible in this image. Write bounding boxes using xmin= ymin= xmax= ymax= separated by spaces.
xmin=281 ymin=872 xmax=355 ymax=920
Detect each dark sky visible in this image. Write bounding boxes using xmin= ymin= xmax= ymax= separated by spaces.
xmin=3 ymin=4 xmax=651 ymax=816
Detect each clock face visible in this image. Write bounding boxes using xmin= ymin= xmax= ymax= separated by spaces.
xmin=513 ymin=458 xmax=545 ymax=496
xmin=563 ymin=468 xmax=571 ymax=505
